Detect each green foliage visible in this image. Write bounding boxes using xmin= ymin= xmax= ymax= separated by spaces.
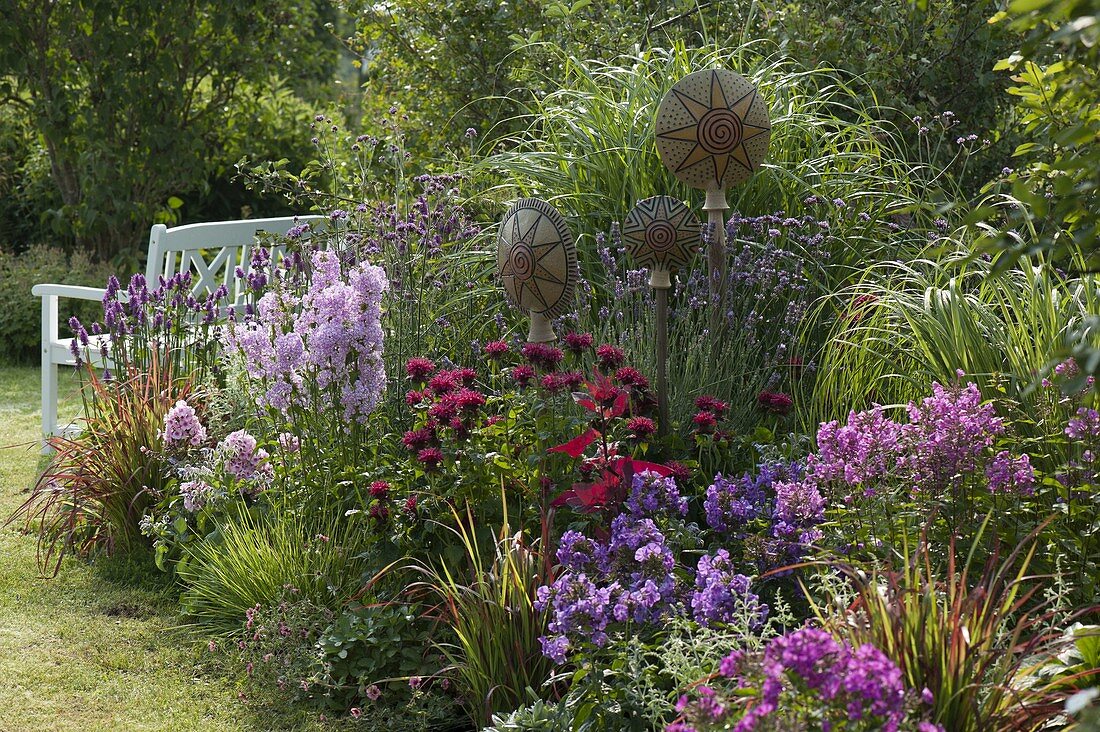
xmin=340 ymin=0 xmax=721 ymax=153
xmin=177 ymin=508 xmax=371 ymax=635
xmin=976 ymin=0 xmax=1099 ymax=273
xmin=316 ymin=603 xmax=433 ymax=699
xmin=0 ymin=243 xmax=111 ymax=364
xmin=0 ymin=1 xmax=343 ymax=261
xmin=770 ymin=0 xmax=1019 ymax=185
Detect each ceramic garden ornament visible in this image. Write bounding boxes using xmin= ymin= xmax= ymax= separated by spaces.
xmin=655 ymin=68 xmax=770 ymax=327
xmin=622 ymin=195 xmax=702 ymax=289
xmin=622 ymin=195 xmax=701 ymax=435
xmin=497 ymin=198 xmax=579 ymax=343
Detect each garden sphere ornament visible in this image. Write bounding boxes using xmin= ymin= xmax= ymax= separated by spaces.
xmin=655 ymin=68 xmax=770 ymax=329
xmin=623 ymin=196 xmax=701 ymax=435
xmin=497 ymin=198 xmax=579 ymax=343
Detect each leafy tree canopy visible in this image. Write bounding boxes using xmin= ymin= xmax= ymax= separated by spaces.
xmin=0 ymin=0 xmax=341 ymax=262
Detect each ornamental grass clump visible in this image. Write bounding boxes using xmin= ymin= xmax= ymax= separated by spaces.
xmin=828 ymin=521 xmax=1083 ymax=732
xmin=402 ymin=503 xmax=552 ymax=729
xmin=8 ymin=356 xmax=192 ymax=574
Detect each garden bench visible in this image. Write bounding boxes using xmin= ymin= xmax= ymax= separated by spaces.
xmin=33 ymin=215 xmax=324 ymax=446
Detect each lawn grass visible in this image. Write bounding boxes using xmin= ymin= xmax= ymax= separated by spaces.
xmin=0 ymin=366 xmax=346 ymax=731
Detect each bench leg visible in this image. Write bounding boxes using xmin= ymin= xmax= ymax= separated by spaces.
xmin=40 ymin=294 xmax=58 ymax=453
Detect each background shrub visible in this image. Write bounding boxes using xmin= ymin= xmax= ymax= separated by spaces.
xmin=0 ymin=243 xmax=112 ymax=364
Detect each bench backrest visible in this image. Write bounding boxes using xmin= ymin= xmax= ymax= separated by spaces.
xmin=145 ymin=215 xmax=326 ymax=310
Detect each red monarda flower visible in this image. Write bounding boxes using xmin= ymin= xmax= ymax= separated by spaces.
xmin=693 ymin=410 xmax=718 ymax=433
xmin=694 ymin=395 xmax=729 ymax=415
xmin=666 ymin=460 xmax=692 ymax=482
xmin=563 ymin=332 xmax=594 ymax=354
xmin=483 ymin=340 xmax=509 ymax=359
xmin=560 ymin=371 xmax=585 ymax=389
xmin=406 ymin=357 xmax=435 ymax=380
xmin=402 ymin=427 xmax=436 ymax=451
xmin=757 ymin=390 xmax=794 ymax=415
xmin=626 ymin=416 xmax=656 ymax=439
xmin=369 ymin=503 xmax=390 ymax=522
xmin=368 ymin=480 xmax=390 ymax=499
xmin=595 ymin=344 xmax=626 ymax=370
xmin=428 ymin=370 xmax=459 ymax=395
xmin=417 ymin=447 xmax=443 ymax=469
xmin=454 ymin=367 xmax=478 ymax=386
xmin=405 ymin=389 xmax=425 ymax=406
xmin=521 ymin=342 xmax=564 ymax=369
xmin=614 ymin=366 xmax=650 ymax=389
xmin=512 ymin=364 xmax=535 ymax=387
xmin=404 ymin=495 xmax=418 ymax=515
xmin=428 ymin=398 xmax=459 ymax=423
xmin=541 ymin=373 xmax=566 ymax=393
xmin=454 ymin=388 xmax=486 ymax=412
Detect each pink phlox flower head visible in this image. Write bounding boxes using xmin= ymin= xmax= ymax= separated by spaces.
xmin=162 ymin=400 xmax=207 ymax=447
xmin=220 ymin=430 xmax=267 ymax=480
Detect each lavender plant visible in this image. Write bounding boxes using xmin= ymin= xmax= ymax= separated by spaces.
xmin=565 ymin=211 xmax=829 ymax=435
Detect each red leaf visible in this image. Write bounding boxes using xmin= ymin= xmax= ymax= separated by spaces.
xmin=612 ymin=457 xmax=673 ymax=489
xmin=548 ymin=428 xmax=600 ymax=458
xmin=609 ymin=389 xmax=630 ymax=418
xmin=573 ymin=392 xmax=598 ymax=412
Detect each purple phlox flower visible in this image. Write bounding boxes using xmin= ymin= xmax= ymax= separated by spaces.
xmin=691 ymin=550 xmax=768 ymax=628
xmin=219 ymin=430 xmax=270 ymax=481
xmin=626 ymin=470 xmax=688 ymax=519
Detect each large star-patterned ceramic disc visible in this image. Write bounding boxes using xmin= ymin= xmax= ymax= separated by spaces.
xmin=497 ymin=198 xmax=578 ymax=318
xmin=655 ymin=68 xmax=771 ymax=190
xmin=622 ymin=196 xmax=701 ymax=273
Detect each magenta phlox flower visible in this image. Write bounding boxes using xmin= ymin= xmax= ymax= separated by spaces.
xmin=899 ymin=382 xmax=1003 ymax=491
xmin=1066 ymin=407 xmax=1100 ymax=441
xmin=986 ymin=451 xmax=1035 ymax=495
xmin=813 ymin=407 xmax=902 ymax=489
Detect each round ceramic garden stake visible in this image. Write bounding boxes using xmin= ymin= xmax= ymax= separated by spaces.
xmin=623 ymin=195 xmax=702 ymax=436
xmin=655 ymin=68 xmax=770 ymax=332
xmin=497 ymin=198 xmax=579 ymax=343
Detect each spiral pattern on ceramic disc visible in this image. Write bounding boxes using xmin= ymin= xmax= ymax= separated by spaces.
xmin=697 ymin=109 xmax=743 ymax=154
xmin=509 ymin=243 xmax=534 ymax=281
xmin=645 ymin=221 xmax=677 ymax=253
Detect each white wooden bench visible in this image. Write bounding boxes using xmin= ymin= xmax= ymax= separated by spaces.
xmin=33 ymin=215 xmax=324 ymax=445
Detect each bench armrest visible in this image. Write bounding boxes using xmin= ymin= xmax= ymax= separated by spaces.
xmin=31 ymin=283 xmax=109 ymax=301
